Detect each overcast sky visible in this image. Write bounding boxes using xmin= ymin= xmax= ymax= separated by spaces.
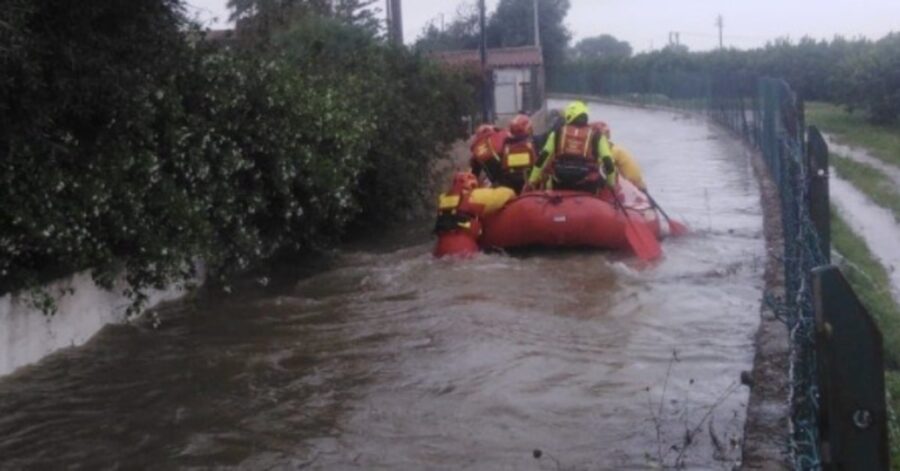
xmin=185 ymin=0 xmax=899 ymax=52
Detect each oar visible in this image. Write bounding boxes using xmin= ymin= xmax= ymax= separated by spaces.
xmin=643 ymin=191 xmax=689 ymax=236
xmin=611 ymin=187 xmax=662 ymax=261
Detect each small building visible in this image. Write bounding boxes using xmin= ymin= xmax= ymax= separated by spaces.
xmin=430 ymin=46 xmax=545 ymax=121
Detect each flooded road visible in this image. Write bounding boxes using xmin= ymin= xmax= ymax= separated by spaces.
xmin=824 ymin=133 xmax=900 ymax=187
xmin=823 ymin=132 xmax=900 ymax=300
xmin=0 ymin=102 xmax=765 ymax=469
xmin=831 ymin=175 xmax=900 ymax=301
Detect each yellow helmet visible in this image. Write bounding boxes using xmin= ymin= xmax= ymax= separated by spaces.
xmin=564 ymin=101 xmax=589 ymax=124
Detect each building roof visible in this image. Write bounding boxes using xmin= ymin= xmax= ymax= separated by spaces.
xmin=430 ymin=46 xmax=543 ymax=69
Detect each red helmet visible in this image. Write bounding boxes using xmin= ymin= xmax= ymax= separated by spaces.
xmin=509 ymin=114 xmax=533 ymax=138
xmin=475 ymin=124 xmax=498 ymax=139
xmin=450 ymin=171 xmax=479 ymax=194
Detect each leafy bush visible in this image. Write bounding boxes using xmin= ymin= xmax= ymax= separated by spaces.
xmin=0 ymin=0 xmax=473 ymax=309
xmin=275 ymin=17 xmax=474 ymax=222
xmin=833 ymin=33 xmax=900 ymax=124
xmin=1 ymin=0 xmax=199 ymax=298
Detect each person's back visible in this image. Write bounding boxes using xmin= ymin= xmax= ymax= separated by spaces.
xmin=529 ymin=101 xmax=617 ymax=193
xmin=495 ymin=114 xmax=537 ymax=194
xmin=551 ymin=118 xmax=600 ymax=191
xmin=468 ymin=124 xmax=508 ymax=186
xmin=433 ymin=171 xmax=514 ymax=257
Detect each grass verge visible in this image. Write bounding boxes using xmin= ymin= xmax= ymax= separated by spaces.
xmin=831 ymin=208 xmax=900 ymax=464
xmin=831 ymin=153 xmax=900 ymax=222
xmin=806 ymin=102 xmax=900 ymax=168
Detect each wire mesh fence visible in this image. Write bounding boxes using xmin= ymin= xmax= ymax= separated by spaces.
xmin=755 ymin=78 xmax=828 ymax=470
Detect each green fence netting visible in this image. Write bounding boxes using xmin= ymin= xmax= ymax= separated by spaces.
xmin=752 ymin=78 xmax=829 ymax=470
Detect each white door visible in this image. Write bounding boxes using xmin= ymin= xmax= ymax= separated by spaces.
xmin=493 ymin=68 xmax=531 ymax=117
xmin=494 ymin=81 xmax=518 ymax=116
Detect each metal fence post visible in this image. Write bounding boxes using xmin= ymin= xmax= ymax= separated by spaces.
xmin=813 ymin=265 xmax=889 ymax=470
xmin=806 ymin=127 xmax=831 ymax=263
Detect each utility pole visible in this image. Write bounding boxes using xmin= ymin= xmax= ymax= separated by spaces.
xmin=668 ymin=32 xmax=681 ymax=47
xmin=479 ymin=0 xmax=490 ymax=123
xmin=716 ymin=14 xmax=724 ymax=49
xmin=533 ymin=0 xmax=541 ymax=48
xmin=386 ymin=0 xmax=403 ymax=45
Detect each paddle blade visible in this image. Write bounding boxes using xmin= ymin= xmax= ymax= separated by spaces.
xmin=668 ymin=219 xmax=689 ymax=237
xmin=624 ymin=218 xmax=662 ymax=261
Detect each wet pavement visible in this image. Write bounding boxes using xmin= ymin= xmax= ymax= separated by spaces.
xmin=0 ymin=102 xmax=765 ymax=469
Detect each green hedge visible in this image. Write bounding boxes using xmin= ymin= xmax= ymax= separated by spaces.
xmin=0 ymin=0 xmax=473 ymax=309
xmin=274 ymin=17 xmax=475 ymax=223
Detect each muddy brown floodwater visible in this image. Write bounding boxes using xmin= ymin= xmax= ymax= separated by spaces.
xmin=0 ymin=102 xmax=766 ymax=470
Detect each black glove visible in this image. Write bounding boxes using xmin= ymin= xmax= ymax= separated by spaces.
xmin=602 ymin=157 xmax=617 ymax=188
xmin=602 ymin=157 xmax=615 ymax=176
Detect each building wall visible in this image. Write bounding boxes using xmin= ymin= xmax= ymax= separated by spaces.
xmin=0 ymin=268 xmax=203 ymax=377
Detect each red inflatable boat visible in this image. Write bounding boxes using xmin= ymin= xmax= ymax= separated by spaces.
xmin=479 ymin=180 xmax=661 ymax=251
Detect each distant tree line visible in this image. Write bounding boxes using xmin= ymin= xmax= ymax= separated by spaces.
xmin=0 ymin=0 xmax=474 ymax=308
xmin=570 ymin=35 xmax=632 ymax=60
xmin=553 ymin=34 xmax=900 ymax=124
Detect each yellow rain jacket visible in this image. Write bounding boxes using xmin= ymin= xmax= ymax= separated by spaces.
xmin=611 ymin=144 xmax=646 ymax=190
xmin=469 ymin=187 xmax=516 ymax=215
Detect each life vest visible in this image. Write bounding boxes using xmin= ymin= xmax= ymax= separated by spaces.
xmin=470 ymin=131 xmax=508 ymax=164
xmin=471 ymin=136 xmax=498 ymax=163
xmin=549 ymin=125 xmax=600 ymax=188
xmin=434 ymin=191 xmax=484 ymax=235
xmin=555 ymin=125 xmax=597 ymax=161
xmin=500 ymin=139 xmax=536 ymax=172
